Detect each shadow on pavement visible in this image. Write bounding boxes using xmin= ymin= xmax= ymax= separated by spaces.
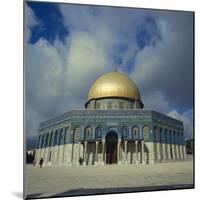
xmin=25 ymin=193 xmax=43 ymax=199
xmin=50 ymin=184 xmax=194 ymax=198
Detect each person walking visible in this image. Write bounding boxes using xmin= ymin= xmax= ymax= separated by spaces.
xmin=39 ymin=158 xmax=44 ymax=168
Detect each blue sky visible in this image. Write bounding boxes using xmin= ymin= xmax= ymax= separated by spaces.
xmin=25 ymin=2 xmax=194 ymax=149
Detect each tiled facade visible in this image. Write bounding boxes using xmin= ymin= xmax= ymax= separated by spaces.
xmin=35 ymin=109 xmax=186 ymax=166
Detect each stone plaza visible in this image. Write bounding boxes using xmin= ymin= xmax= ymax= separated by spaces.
xmin=25 ymin=160 xmax=193 ymax=198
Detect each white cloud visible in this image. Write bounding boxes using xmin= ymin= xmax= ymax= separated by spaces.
xmin=168 ymin=109 xmax=193 ymax=139
xmin=65 ymin=31 xmax=111 ymax=99
xmin=143 ymin=90 xmax=169 ymax=113
xmin=131 ymin=11 xmax=193 ymax=109
xmin=25 ymin=5 xmax=41 ymax=42
xmin=25 ymin=4 xmax=193 ymax=142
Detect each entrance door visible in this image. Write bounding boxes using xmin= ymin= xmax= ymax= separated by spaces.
xmin=106 ymin=131 xmax=118 ymax=164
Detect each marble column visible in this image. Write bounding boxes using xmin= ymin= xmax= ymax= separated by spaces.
xmin=167 ymin=144 xmax=171 ymax=159
xmin=173 ymin=132 xmax=177 ymax=159
xmin=157 ymin=129 xmax=161 ymax=161
xmin=95 ymin=141 xmax=99 ymax=165
xmin=83 ymin=141 xmax=87 ymax=165
xmin=180 ymin=145 xmax=183 ymax=159
xmin=117 ymin=140 xmax=121 ymax=164
xmin=135 ymin=140 xmax=138 ymax=164
xmin=141 ymin=140 xmax=146 ymax=164
xmin=172 ymin=144 xmax=176 ymax=159
xmin=156 ymin=143 xmax=161 ymax=162
xmin=178 ymin=145 xmax=181 ymax=159
xmin=183 ymin=145 xmax=186 ymax=159
xmin=176 ymin=145 xmax=180 ymax=159
xmin=124 ymin=141 xmax=128 ymax=164
xmin=76 ymin=142 xmax=81 ymax=166
xmin=50 ymin=131 xmax=55 ymax=165
xmin=102 ymin=140 xmax=105 ymax=165
xmin=162 ymin=143 xmax=166 ymax=160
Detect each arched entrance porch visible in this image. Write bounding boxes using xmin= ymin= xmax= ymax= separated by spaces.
xmin=105 ymin=131 xmax=118 ymax=164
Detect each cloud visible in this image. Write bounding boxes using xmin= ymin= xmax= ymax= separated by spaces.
xmin=65 ymin=31 xmax=111 ymax=99
xmin=168 ymin=109 xmax=193 ymax=140
xmin=25 ymin=3 xmax=194 ymax=145
xmin=25 ymin=5 xmax=40 ymax=42
xmin=144 ymin=90 xmax=170 ymax=113
xmin=131 ymin=11 xmax=193 ymax=110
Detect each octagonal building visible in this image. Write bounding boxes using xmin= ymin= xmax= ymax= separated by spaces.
xmin=35 ymin=70 xmax=186 ymax=166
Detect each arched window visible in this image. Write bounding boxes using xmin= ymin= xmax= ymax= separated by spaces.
xmin=95 ymin=127 xmax=101 ymax=139
xmin=132 ymin=126 xmax=139 ymax=139
xmin=169 ymin=130 xmax=172 ymax=144
xmin=74 ymin=127 xmax=81 ymax=141
xmin=96 ymin=102 xmax=100 ymax=109
xmin=64 ymin=127 xmax=68 ymax=144
xmin=49 ymin=132 xmax=53 ymax=147
xmin=85 ymin=127 xmax=92 ymax=139
xmin=53 ymin=131 xmax=58 ymax=146
xmin=143 ymin=126 xmax=148 ymax=141
xmin=114 ymin=104 xmax=118 ymax=109
xmin=45 ymin=133 xmax=49 ymax=147
xmin=159 ymin=127 xmax=162 ymax=143
xmin=177 ymin=132 xmax=179 ymax=144
xmin=122 ymin=126 xmax=128 ymax=139
xmin=58 ymin=129 xmax=64 ymax=145
xmin=154 ymin=126 xmax=157 ymax=142
xmin=164 ymin=129 xmax=167 ymax=143
xmin=119 ymin=102 xmax=124 ymax=109
xmin=69 ymin=130 xmax=74 ymax=142
xmin=41 ymin=134 xmax=45 ymax=148
xmin=173 ymin=131 xmax=176 ymax=144
xmin=37 ymin=135 xmax=41 ymax=148
xmin=108 ymin=102 xmax=112 ymax=109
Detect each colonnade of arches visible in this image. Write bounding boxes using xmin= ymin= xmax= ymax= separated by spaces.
xmin=35 ymin=124 xmax=186 ymax=166
xmin=37 ymin=125 xmax=150 ymax=149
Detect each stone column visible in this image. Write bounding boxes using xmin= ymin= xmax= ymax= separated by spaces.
xmin=178 ymin=145 xmax=181 ymax=159
xmin=183 ymin=145 xmax=186 ymax=159
xmin=135 ymin=140 xmax=138 ymax=164
xmin=172 ymin=144 xmax=176 ymax=159
xmin=95 ymin=141 xmax=99 ymax=165
xmin=141 ymin=140 xmax=145 ymax=164
xmin=124 ymin=141 xmax=128 ymax=164
xmin=181 ymin=145 xmax=184 ymax=159
xmin=167 ymin=144 xmax=171 ymax=159
xmin=51 ymin=133 xmax=56 ymax=164
xmin=76 ymin=142 xmax=81 ymax=166
xmin=180 ymin=145 xmax=183 ymax=159
xmin=83 ymin=141 xmax=87 ymax=165
xmin=157 ymin=129 xmax=161 ymax=162
xmin=156 ymin=143 xmax=161 ymax=162
xmin=176 ymin=145 xmax=180 ymax=159
xmin=117 ymin=140 xmax=121 ymax=165
xmin=102 ymin=140 xmax=105 ymax=165
xmin=162 ymin=143 xmax=166 ymax=161
xmin=173 ymin=132 xmax=177 ymax=160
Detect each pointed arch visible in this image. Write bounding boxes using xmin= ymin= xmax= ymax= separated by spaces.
xmin=95 ymin=126 xmax=102 ymax=139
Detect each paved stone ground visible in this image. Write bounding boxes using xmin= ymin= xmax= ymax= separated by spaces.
xmin=25 ymin=160 xmax=194 ymax=199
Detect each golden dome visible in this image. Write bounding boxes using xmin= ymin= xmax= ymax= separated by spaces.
xmin=87 ymin=71 xmax=141 ymax=101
